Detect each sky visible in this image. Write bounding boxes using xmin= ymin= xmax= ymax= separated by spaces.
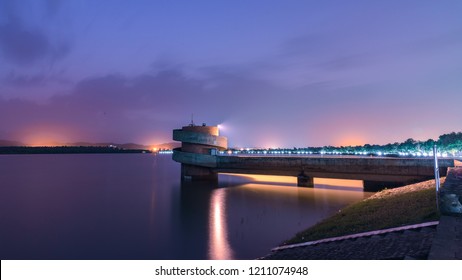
xmin=0 ymin=0 xmax=461 ymax=148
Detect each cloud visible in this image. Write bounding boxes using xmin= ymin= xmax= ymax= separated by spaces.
xmin=0 ymin=19 xmax=50 ymax=65
xmin=0 ymin=69 xmax=225 ymax=144
xmin=0 ymin=66 xmax=300 ymax=145
xmin=1 ymin=58 xmax=461 ymax=147
xmin=0 ymin=1 xmax=71 ymax=66
xmin=3 ymin=72 xmax=47 ymax=87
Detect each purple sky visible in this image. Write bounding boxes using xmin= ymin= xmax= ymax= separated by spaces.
xmin=0 ymin=0 xmax=461 ymax=147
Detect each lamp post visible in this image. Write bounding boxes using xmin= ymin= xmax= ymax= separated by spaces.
xmin=433 ymin=144 xmax=440 ymax=211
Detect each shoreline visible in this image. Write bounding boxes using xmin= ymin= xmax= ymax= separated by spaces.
xmin=263 ymin=178 xmax=444 ymax=259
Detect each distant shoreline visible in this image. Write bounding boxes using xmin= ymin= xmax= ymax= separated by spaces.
xmin=0 ymin=146 xmax=152 ymax=155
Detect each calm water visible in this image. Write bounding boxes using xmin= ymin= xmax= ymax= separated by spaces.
xmin=0 ymin=154 xmax=371 ymax=260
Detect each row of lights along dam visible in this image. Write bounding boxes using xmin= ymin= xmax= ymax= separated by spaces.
xmin=156 ymin=148 xmax=458 ymax=158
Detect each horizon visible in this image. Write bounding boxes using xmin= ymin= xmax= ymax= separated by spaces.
xmin=1 ymin=1 xmax=462 ymax=147
xmin=1 ymin=129 xmax=461 ymax=150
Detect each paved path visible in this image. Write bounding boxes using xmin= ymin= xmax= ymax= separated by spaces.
xmin=428 ymin=167 xmax=462 ymax=259
xmin=428 ymin=216 xmax=462 ymax=259
xmin=262 ymin=223 xmax=437 ymax=260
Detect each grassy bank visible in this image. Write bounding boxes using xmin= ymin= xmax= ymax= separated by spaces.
xmin=284 ymin=178 xmax=444 ymax=245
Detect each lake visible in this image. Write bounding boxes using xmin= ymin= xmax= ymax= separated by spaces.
xmin=0 ymin=154 xmax=371 ymax=259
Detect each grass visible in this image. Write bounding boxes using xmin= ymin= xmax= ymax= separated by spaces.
xmin=284 ymin=178 xmax=444 ymax=245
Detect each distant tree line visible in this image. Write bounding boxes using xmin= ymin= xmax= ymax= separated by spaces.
xmin=0 ymin=146 xmax=152 ymax=154
xmin=226 ymin=131 xmax=462 ymax=157
xmin=314 ymin=132 xmax=462 ymax=156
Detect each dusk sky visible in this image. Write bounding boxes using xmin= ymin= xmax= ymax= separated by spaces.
xmin=0 ymin=0 xmax=461 ymax=148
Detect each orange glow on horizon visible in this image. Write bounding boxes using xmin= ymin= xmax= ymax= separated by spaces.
xmin=24 ymin=133 xmax=70 ymax=147
xmin=335 ymin=134 xmax=367 ymax=147
xmin=17 ymin=123 xmax=78 ymax=146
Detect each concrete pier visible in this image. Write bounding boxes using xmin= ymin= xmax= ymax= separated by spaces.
xmin=297 ymin=171 xmax=314 ymax=187
xmin=181 ymin=164 xmax=218 ymax=182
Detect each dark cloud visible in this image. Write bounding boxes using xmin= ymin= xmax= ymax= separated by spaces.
xmin=0 ymin=1 xmax=70 ymax=66
xmin=0 ymin=19 xmax=51 ymax=65
xmin=3 ymin=72 xmax=46 ymax=87
xmin=0 ymin=67 xmax=300 ymax=145
xmin=65 ymin=70 xmax=208 ymax=112
xmin=1 ymin=62 xmax=460 ymax=147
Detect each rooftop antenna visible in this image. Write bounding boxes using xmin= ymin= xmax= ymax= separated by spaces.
xmin=189 ymin=113 xmax=195 ymax=126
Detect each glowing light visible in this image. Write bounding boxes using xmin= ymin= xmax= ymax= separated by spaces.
xmin=314 ymin=178 xmax=363 ymax=188
xmin=336 ymin=134 xmax=366 ymax=147
xmin=208 ymin=188 xmax=233 ymax=260
xmin=229 ymin=174 xmax=297 ymax=184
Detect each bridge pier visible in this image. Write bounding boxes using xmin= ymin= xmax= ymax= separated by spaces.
xmin=297 ymin=172 xmax=314 ymax=187
xmin=181 ymin=164 xmax=218 ymax=182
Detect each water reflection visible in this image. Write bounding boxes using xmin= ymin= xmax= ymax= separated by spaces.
xmin=208 ymin=188 xmax=233 ymax=259
xmin=211 ymin=173 xmax=371 ymax=259
xmin=0 ymin=155 xmax=372 ymax=260
xmin=314 ymin=178 xmax=364 ymax=191
xmin=180 ymin=174 xmax=371 ymax=259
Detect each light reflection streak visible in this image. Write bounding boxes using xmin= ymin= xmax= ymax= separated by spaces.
xmin=208 ymin=188 xmax=233 ymax=260
xmin=314 ymin=178 xmax=363 ymax=188
xmin=220 ymin=173 xmax=363 ymax=189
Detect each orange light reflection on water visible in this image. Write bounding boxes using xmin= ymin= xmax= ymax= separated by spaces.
xmin=221 ymin=173 xmax=363 ymax=189
xmin=208 ymin=188 xmax=233 ymax=260
xmin=231 ymin=174 xmax=297 ymax=184
xmin=314 ymin=178 xmax=363 ymax=188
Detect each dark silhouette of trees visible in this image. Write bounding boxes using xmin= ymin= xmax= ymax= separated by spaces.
xmin=0 ymin=146 xmax=151 ymax=154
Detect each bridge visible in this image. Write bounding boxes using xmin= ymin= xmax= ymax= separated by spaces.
xmin=172 ymin=124 xmax=457 ymax=191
